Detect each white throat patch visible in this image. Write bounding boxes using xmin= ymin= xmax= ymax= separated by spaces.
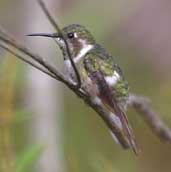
xmin=74 ymin=42 xmax=94 ymax=64
xmin=63 ymin=42 xmax=93 ymax=83
xmin=64 ymin=43 xmax=93 ymax=68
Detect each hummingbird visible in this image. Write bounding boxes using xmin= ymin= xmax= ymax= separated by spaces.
xmin=28 ymin=24 xmax=138 ymax=154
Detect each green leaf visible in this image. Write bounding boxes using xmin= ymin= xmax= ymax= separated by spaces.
xmin=14 ymin=144 xmax=44 ymax=172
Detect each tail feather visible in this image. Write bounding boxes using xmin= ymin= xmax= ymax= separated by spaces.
xmin=84 ymin=68 xmax=139 ymax=154
xmin=108 ymin=112 xmax=130 ymax=149
xmin=109 ymin=130 xmax=130 ymax=149
xmin=119 ymin=110 xmax=140 ymax=155
xmin=110 ymin=101 xmax=139 ymax=155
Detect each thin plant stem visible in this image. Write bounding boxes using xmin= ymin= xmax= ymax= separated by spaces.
xmin=0 ymin=43 xmax=56 ymax=79
xmin=0 ymin=0 xmax=171 ymax=154
xmin=37 ymin=0 xmax=81 ymax=89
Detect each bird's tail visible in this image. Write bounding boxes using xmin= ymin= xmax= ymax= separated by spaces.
xmin=109 ymin=111 xmax=140 ymax=155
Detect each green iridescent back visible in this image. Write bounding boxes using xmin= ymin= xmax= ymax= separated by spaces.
xmin=84 ymin=44 xmax=129 ymax=103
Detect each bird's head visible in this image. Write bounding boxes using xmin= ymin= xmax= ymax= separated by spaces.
xmin=28 ymin=24 xmax=95 ymax=60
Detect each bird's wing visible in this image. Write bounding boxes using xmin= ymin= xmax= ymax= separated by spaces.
xmin=84 ymin=53 xmax=139 ymax=154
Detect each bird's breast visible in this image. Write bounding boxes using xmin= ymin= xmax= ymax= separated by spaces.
xmin=63 ymin=59 xmax=77 ymax=84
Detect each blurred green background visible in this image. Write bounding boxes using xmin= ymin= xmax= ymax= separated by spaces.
xmin=1 ymin=0 xmax=171 ymax=172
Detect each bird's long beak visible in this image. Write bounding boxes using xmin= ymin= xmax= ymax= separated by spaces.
xmin=27 ymin=33 xmax=64 ymax=50
xmin=27 ymin=33 xmax=57 ymax=38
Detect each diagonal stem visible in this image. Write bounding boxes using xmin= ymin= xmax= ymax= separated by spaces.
xmin=1 ymin=26 xmax=171 ymax=153
xmin=0 ymin=43 xmax=56 ymax=79
xmin=128 ymin=93 xmax=171 ymax=142
xmin=1 ymin=3 xmax=171 ymax=153
xmin=0 ymin=28 xmax=68 ymax=85
xmin=37 ymin=0 xmax=81 ymax=89
xmin=0 ymin=29 xmax=130 ymax=151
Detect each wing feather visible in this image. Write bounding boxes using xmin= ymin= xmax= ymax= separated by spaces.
xmin=84 ymin=54 xmax=139 ymax=154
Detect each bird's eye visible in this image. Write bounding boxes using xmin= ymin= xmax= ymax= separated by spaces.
xmin=67 ymin=32 xmax=74 ymax=39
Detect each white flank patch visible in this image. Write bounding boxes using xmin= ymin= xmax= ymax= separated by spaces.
xmin=109 ymin=112 xmax=122 ymax=130
xmin=105 ymin=71 xmax=120 ymax=86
